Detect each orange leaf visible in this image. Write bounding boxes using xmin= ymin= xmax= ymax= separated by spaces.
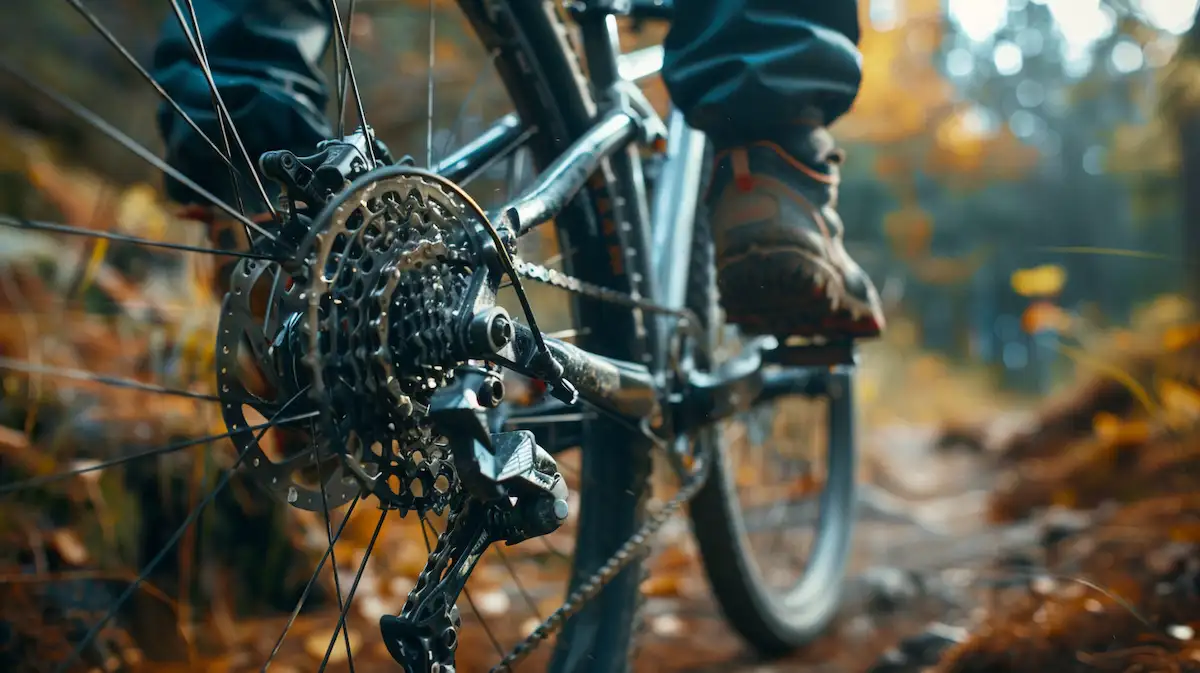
xmin=640 ymin=574 xmax=682 ymax=598
xmin=1021 ymin=301 xmax=1071 ymax=334
xmin=1163 ymin=323 xmax=1200 ymax=352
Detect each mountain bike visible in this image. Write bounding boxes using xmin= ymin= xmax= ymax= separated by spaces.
xmin=0 ymin=1 xmax=859 ymax=671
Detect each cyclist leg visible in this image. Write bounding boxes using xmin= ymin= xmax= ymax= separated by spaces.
xmin=662 ymin=0 xmax=885 ymax=339
xmin=152 ymin=0 xmax=333 ymax=211
xmin=152 ymin=0 xmax=333 ymax=294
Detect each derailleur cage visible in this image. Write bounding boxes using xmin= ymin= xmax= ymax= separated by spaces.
xmin=380 ymin=367 xmax=570 ymax=671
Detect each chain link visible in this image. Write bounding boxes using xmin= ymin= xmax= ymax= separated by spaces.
xmin=483 ymin=257 xmax=711 ymax=671
xmin=512 ymin=257 xmax=698 ymax=323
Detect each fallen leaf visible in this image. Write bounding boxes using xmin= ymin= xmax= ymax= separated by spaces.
xmin=640 ymin=574 xmax=682 ymax=598
xmin=50 ymin=529 xmax=89 ymax=565
xmin=304 ymin=629 xmax=362 ymax=663
xmin=650 ymin=614 xmax=684 ymax=637
xmin=1163 ymin=323 xmax=1200 ymax=352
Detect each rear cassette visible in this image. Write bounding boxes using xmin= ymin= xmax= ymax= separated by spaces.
xmin=293 ymin=167 xmax=499 ymax=512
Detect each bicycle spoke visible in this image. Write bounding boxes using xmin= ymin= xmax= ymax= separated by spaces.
xmin=436 ymin=50 xmax=499 ymax=163
xmin=0 ymin=58 xmax=277 ymax=243
xmin=168 ymin=0 xmax=280 ymax=224
xmin=317 ymin=508 xmax=388 ymax=673
xmin=424 ymin=0 xmax=437 ymax=167
xmin=62 ymin=0 xmax=242 ymax=181
xmin=335 ymin=0 xmax=359 ymax=137
xmin=62 ymin=185 xmax=113 ymax=304
xmin=318 ymin=454 xmax=357 ymax=672
xmin=53 ymin=389 xmax=310 ymax=673
xmin=177 ymin=0 xmax=251 ymax=238
xmin=0 ymin=412 xmax=318 ymax=496
xmin=493 ymin=547 xmax=542 ymax=621
xmin=0 ymin=217 xmax=281 ymax=261
xmin=326 ymin=0 xmax=376 ymax=166
xmin=463 ymin=587 xmax=506 ymax=657
xmin=418 ymin=513 xmax=434 ymax=553
xmin=262 ymin=495 xmax=362 ymax=671
xmin=0 ymin=357 xmax=220 ymax=401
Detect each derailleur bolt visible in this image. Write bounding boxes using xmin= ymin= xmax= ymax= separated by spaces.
xmin=490 ymin=315 xmax=512 ymax=347
xmin=552 ymin=498 xmax=569 ymax=523
xmin=477 ymin=374 xmax=505 ymax=408
xmin=469 ymin=307 xmax=514 ymax=353
xmin=537 ymin=496 xmax=569 ymax=527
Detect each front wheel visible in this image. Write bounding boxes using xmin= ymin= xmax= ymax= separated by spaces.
xmin=684 ymin=195 xmax=858 ymax=656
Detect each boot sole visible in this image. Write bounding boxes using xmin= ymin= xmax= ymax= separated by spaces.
xmin=717 ymin=245 xmax=883 ymax=340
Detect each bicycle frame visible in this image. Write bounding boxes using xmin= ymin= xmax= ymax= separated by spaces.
xmin=428 ymin=7 xmax=852 ymax=455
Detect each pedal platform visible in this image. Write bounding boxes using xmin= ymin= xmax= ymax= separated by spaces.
xmin=764 ymin=340 xmax=857 ymax=368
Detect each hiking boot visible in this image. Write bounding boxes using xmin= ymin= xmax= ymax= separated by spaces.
xmin=707 ymin=123 xmax=885 ymax=340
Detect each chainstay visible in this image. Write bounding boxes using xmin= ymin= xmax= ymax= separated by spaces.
xmin=489 ymin=440 xmax=712 ymax=673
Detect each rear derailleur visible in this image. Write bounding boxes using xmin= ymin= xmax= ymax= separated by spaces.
xmin=380 ymin=367 xmax=569 ymax=673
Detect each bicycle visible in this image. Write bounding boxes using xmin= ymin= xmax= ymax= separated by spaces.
xmin=0 ymin=1 xmax=859 ymax=671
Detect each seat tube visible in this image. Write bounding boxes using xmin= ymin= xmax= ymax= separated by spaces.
xmin=650 ymin=108 xmax=708 ymax=368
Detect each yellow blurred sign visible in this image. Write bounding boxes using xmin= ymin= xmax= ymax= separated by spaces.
xmin=1010 ymin=264 xmax=1067 ymax=298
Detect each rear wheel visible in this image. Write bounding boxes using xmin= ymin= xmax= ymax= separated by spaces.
xmin=0 ymin=1 xmax=651 ymax=671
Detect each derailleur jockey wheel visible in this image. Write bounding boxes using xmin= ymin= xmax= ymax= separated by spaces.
xmin=216 ymin=136 xmax=572 ymax=671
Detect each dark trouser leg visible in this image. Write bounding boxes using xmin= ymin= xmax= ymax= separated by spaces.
xmin=663 ymin=0 xmax=884 ymax=339
xmin=662 ymin=0 xmax=862 ymax=146
xmin=152 ymin=0 xmax=333 ymax=208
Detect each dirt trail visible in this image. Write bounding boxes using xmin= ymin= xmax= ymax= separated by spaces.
xmin=210 ymin=421 xmax=1008 ymax=673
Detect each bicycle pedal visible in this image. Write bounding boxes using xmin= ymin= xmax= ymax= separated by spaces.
xmin=767 ymin=340 xmax=857 ymax=367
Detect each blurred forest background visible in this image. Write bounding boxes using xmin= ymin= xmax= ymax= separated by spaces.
xmin=2 ymin=0 xmax=1199 ymax=395
xmin=3 ymin=1 xmax=1200 ymax=672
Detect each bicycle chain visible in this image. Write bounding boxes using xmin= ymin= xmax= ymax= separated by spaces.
xmin=512 ymin=257 xmax=697 ymax=323
xmin=480 ymin=258 xmax=712 ymax=672
xmin=489 ymin=442 xmax=711 ymax=673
